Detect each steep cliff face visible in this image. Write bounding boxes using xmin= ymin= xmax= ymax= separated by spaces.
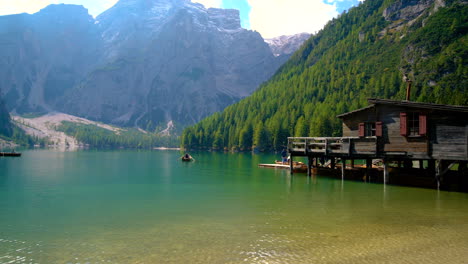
xmin=0 ymin=4 xmax=101 ymax=114
xmin=0 ymin=0 xmax=308 ymax=132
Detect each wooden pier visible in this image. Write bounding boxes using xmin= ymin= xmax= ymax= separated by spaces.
xmin=0 ymin=152 xmax=21 ymax=157
xmin=288 ymin=99 xmax=468 ymax=191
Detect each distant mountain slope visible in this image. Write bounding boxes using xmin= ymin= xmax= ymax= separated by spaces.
xmin=0 ymin=0 xmax=308 ymax=133
xmin=181 ymin=0 xmax=468 ymax=151
xmin=0 ymin=4 xmax=101 ymax=114
xmin=265 ymin=33 xmax=311 ymax=57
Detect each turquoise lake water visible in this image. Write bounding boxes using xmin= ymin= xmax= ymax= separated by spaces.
xmin=1 ymin=150 xmax=468 ymax=263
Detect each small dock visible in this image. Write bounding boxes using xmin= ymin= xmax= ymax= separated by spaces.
xmin=0 ymin=152 xmax=21 ymax=157
xmin=259 ymin=162 xmax=307 ymax=173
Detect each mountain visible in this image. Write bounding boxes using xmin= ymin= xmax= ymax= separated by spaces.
xmin=0 ymin=4 xmax=101 ymax=114
xmin=181 ymin=0 xmax=468 ymax=151
xmin=0 ymin=0 xmax=308 ymax=133
xmin=265 ymin=33 xmax=311 ymax=57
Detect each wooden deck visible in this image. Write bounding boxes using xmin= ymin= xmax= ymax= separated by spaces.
xmin=288 ymin=137 xmax=378 ymax=158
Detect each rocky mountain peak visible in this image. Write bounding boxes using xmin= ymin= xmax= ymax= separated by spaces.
xmin=35 ymin=4 xmax=93 ymax=22
xmin=207 ymin=8 xmax=241 ymax=30
xmin=265 ymin=33 xmax=311 ymax=57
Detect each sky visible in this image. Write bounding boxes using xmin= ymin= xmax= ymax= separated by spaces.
xmin=0 ymin=0 xmax=362 ymax=38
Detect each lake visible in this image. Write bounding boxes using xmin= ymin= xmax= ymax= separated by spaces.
xmin=1 ymin=150 xmax=468 ymax=263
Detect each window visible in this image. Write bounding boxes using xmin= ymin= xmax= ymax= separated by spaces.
xmin=365 ymin=122 xmax=376 ymax=136
xmin=400 ymin=112 xmax=427 ymax=137
xmin=408 ymin=112 xmax=419 ymax=136
xmin=359 ymin=122 xmax=382 ymax=137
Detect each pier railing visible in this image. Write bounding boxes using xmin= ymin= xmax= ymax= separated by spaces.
xmin=288 ymin=137 xmax=378 ymax=156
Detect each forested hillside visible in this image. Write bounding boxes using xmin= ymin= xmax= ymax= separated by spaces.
xmin=0 ymin=98 xmax=12 ymax=138
xmin=181 ymin=0 xmax=468 ymax=151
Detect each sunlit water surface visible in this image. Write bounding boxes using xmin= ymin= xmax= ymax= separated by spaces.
xmin=0 ymin=150 xmax=467 ymax=263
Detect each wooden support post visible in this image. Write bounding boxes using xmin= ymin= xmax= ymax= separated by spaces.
xmin=419 ymin=160 xmax=424 ymax=169
xmin=341 ymin=159 xmax=346 ymax=180
xmin=436 ymin=160 xmax=442 ymax=190
xmin=458 ymin=161 xmax=467 ymax=192
xmin=398 ymin=160 xmax=402 ymax=168
xmin=383 ymin=159 xmax=389 ymax=184
xmin=350 ymin=159 xmax=355 ymax=168
xmin=289 ymin=155 xmax=294 ymax=175
xmin=428 ymin=160 xmax=436 ymax=175
xmin=404 ymin=160 xmax=412 ymax=169
xmin=331 ymin=157 xmax=336 ymax=169
xmin=307 ymin=156 xmax=312 ymax=177
xmin=366 ymin=159 xmax=372 ymax=182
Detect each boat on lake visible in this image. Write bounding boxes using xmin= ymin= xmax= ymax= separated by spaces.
xmin=181 ymin=153 xmax=194 ymax=162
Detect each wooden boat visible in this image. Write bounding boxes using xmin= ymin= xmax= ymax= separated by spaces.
xmin=181 ymin=154 xmax=194 ymax=162
xmin=0 ymin=152 xmax=21 ymax=157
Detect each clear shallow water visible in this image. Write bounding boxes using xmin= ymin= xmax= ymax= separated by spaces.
xmin=1 ymin=150 xmax=468 ymax=264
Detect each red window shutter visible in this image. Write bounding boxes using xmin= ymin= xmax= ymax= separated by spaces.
xmin=400 ymin=113 xmax=407 ymax=136
xmin=358 ymin=123 xmax=365 ymax=137
xmin=376 ymin=122 xmax=383 ymax=137
xmin=419 ymin=113 xmax=427 ymax=136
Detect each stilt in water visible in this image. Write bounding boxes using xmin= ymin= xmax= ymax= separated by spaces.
xmin=341 ymin=159 xmax=346 ymax=180
xmin=289 ymin=155 xmax=294 ymax=175
xmin=307 ymin=156 xmax=312 ymax=177
xmin=436 ymin=160 xmax=442 ymax=190
xmin=383 ymin=159 xmax=389 ymax=184
xmin=366 ymin=158 xmax=372 ymax=182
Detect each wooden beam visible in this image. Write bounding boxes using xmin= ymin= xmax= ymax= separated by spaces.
xmin=366 ymin=158 xmax=372 ymax=182
xmin=341 ymin=159 xmax=346 ymax=180
xmin=289 ymin=155 xmax=294 ymax=175
xmin=383 ymin=159 xmax=389 ymax=184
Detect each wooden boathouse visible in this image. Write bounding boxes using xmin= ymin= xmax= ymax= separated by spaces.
xmin=288 ymin=98 xmax=468 ymax=191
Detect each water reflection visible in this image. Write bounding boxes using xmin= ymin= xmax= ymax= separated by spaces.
xmin=1 ymin=150 xmax=468 ymax=263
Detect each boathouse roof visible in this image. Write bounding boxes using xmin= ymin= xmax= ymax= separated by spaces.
xmin=337 ymin=98 xmax=468 ymax=118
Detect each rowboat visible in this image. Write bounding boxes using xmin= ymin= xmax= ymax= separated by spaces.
xmin=181 ymin=154 xmax=194 ymax=162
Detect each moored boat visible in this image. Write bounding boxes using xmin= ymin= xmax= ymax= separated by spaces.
xmin=0 ymin=152 xmax=21 ymax=157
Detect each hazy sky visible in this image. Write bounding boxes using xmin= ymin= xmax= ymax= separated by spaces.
xmin=0 ymin=0 xmax=362 ymax=38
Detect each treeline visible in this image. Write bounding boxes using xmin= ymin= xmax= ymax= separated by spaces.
xmin=181 ymin=0 xmax=468 ymax=151
xmin=57 ymin=121 xmax=178 ymax=149
xmin=0 ymin=99 xmax=49 ymax=147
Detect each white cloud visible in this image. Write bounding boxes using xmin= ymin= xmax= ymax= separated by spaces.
xmin=193 ymin=0 xmax=222 ymax=8
xmin=247 ymin=0 xmax=338 ymax=38
xmin=0 ymin=0 xmax=54 ymax=16
xmin=0 ymin=0 xmax=118 ymax=17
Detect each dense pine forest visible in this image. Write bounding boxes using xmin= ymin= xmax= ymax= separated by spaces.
xmin=57 ymin=122 xmax=179 ymax=149
xmin=181 ymin=0 xmax=468 ymax=151
xmin=0 ymin=98 xmax=40 ymax=147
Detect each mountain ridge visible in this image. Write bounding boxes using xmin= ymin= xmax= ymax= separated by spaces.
xmin=0 ymin=0 xmax=308 ymax=135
